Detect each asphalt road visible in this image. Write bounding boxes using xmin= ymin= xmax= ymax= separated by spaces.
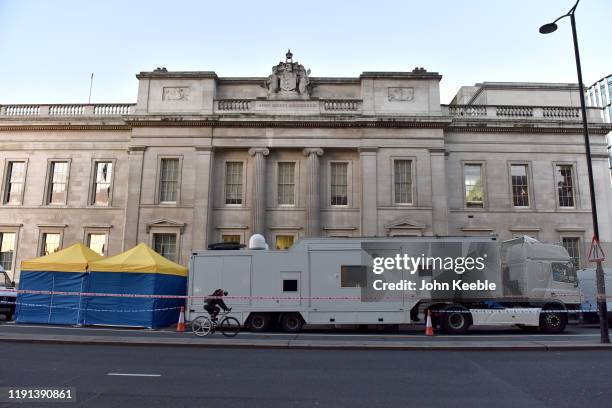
xmin=0 ymin=342 xmax=610 ymax=408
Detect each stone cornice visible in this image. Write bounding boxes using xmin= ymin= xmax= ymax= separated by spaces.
xmin=447 ymin=124 xmax=611 ymax=134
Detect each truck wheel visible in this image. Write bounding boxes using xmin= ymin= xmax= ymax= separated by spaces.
xmin=540 ymin=309 xmax=566 ymax=333
xmin=440 ymin=305 xmax=471 ymax=334
xmin=248 ymin=313 xmax=271 ymax=332
xmin=280 ymin=313 xmax=303 ymax=333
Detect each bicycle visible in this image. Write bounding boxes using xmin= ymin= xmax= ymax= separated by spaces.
xmin=191 ymin=311 xmax=241 ymax=337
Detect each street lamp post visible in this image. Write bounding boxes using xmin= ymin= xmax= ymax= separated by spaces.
xmin=540 ymin=0 xmax=610 ymax=344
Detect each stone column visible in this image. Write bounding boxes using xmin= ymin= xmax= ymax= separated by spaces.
xmin=248 ymin=148 xmax=270 ymax=235
xmin=359 ymin=147 xmax=378 ymax=236
xmin=303 ymin=148 xmax=324 ymax=237
xmin=192 ymin=146 xmax=214 ymax=250
xmin=122 ymin=145 xmax=147 ymax=249
xmin=429 ymin=148 xmax=449 ymax=235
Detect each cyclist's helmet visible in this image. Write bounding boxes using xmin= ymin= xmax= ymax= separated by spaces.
xmin=223 ymin=291 xmax=228 ymax=296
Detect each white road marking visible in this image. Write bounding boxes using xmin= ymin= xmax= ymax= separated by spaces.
xmin=107 ymin=373 xmax=161 ymax=377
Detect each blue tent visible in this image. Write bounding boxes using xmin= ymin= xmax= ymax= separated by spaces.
xmin=83 ymin=243 xmax=187 ymax=329
xmin=15 ymin=243 xmax=103 ymax=325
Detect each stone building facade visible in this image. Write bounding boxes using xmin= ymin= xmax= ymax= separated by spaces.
xmin=1 ymin=52 xmax=611 ymax=281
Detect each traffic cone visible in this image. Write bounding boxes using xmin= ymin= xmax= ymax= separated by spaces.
xmin=176 ymin=306 xmax=186 ymax=332
xmin=425 ymin=310 xmax=434 ymax=336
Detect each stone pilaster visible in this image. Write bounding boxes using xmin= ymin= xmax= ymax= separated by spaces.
xmin=429 ymin=148 xmax=449 ymax=235
xmin=192 ymin=146 xmax=214 ymax=250
xmin=248 ymin=147 xmax=270 ymax=235
xmin=122 ymin=145 xmax=146 ymax=249
xmin=303 ymin=148 xmax=324 ymax=237
xmin=359 ymin=147 xmax=378 ymax=236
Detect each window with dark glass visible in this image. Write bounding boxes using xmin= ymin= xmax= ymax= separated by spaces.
xmin=282 ymin=279 xmax=298 ymax=292
xmin=562 ymin=237 xmax=580 ymax=268
xmin=394 ymin=160 xmax=412 ymax=204
xmin=511 ymin=164 xmax=529 ymax=207
xmin=555 ymin=165 xmax=575 ymax=207
xmin=277 ymin=162 xmax=295 ymax=205
xmin=41 ymin=233 xmax=61 ymax=256
xmin=3 ymin=161 xmax=25 ymax=205
xmin=0 ymin=232 xmax=16 ymax=273
xmin=93 ymin=162 xmax=112 ymax=205
xmin=87 ymin=233 xmax=107 ymax=256
xmin=159 ymin=159 xmax=179 ymax=203
xmin=225 ymin=162 xmax=243 ymax=205
xmin=47 ymin=162 xmax=68 ymax=205
xmin=153 ymin=233 xmax=177 ymax=262
xmin=464 ymin=164 xmax=484 ymax=208
xmin=330 ymin=162 xmax=348 ymax=206
xmin=340 ymin=265 xmax=367 ymax=288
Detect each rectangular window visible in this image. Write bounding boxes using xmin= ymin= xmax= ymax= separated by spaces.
xmin=282 ymin=279 xmax=298 ymax=292
xmin=394 ymin=159 xmax=413 ymax=204
xmin=562 ymin=237 xmax=581 ymax=268
xmin=153 ymin=233 xmax=177 ymax=262
xmin=3 ymin=161 xmax=26 ymax=205
xmin=222 ymin=235 xmax=241 ymax=244
xmin=47 ymin=161 xmax=68 ymax=205
xmin=41 ymin=233 xmax=61 ymax=256
xmin=0 ymin=232 xmax=16 ymax=273
xmin=277 ymin=162 xmax=295 ymax=205
xmin=555 ymin=165 xmax=575 ymax=207
xmin=225 ymin=162 xmax=243 ymax=205
xmin=511 ymin=164 xmax=529 ymax=207
xmin=87 ymin=233 xmax=107 ymax=256
xmin=159 ymin=158 xmax=179 ymax=203
xmin=275 ymin=235 xmax=294 ymax=250
xmin=464 ymin=164 xmax=484 ymax=208
xmin=330 ymin=162 xmax=348 ymax=206
xmin=340 ymin=265 xmax=367 ymax=288
xmin=92 ymin=162 xmax=113 ymax=205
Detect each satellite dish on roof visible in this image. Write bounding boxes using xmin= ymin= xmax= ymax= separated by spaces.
xmin=249 ymin=234 xmax=268 ymax=250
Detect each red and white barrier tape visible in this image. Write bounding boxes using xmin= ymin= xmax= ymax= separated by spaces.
xmin=3 ymin=288 xmax=605 ymax=300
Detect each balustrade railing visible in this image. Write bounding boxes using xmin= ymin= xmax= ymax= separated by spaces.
xmin=0 ymin=103 xmax=134 ymax=117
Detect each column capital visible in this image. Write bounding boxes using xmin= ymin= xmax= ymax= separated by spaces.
xmin=248 ymin=147 xmax=270 ymax=156
xmin=302 ymin=148 xmax=324 ymax=157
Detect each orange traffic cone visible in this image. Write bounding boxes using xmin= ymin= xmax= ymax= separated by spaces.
xmin=425 ymin=310 xmax=434 ymax=336
xmin=176 ymin=306 xmax=186 ymax=332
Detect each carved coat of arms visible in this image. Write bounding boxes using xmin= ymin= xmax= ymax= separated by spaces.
xmin=265 ymin=50 xmax=312 ymax=99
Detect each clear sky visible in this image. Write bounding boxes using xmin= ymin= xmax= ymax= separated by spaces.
xmin=0 ymin=0 xmax=610 ymax=104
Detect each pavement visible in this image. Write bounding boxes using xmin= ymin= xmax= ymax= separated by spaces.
xmin=1 ymin=320 xmax=611 ymax=350
xmin=1 ymin=342 xmax=611 ymax=408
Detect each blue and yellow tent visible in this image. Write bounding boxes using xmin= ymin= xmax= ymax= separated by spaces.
xmin=84 ymin=243 xmax=187 ymax=328
xmin=16 ymin=243 xmax=103 ymax=325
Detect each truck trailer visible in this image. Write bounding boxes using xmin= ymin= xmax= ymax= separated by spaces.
xmin=187 ymin=236 xmax=580 ymax=334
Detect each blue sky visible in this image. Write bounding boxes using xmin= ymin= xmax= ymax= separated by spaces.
xmin=0 ymin=0 xmax=610 ymax=104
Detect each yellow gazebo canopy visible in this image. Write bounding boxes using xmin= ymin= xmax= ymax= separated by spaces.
xmin=21 ymin=243 xmax=104 ymax=272
xmin=88 ymin=243 xmax=188 ymax=277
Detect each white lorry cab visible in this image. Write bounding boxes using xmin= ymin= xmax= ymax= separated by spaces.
xmin=187 ymin=235 xmax=580 ymax=334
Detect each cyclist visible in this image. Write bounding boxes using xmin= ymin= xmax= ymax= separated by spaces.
xmin=204 ymin=288 xmax=231 ymax=321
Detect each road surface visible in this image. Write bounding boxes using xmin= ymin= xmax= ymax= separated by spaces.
xmin=1 ymin=342 xmax=610 ymax=408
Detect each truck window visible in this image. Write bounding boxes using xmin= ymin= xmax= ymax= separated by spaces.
xmin=552 ymin=262 xmax=577 ymax=284
xmin=340 ymin=265 xmax=366 ymax=288
xmin=283 ymin=279 xmax=298 ymax=292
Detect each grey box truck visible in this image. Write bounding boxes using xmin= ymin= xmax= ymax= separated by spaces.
xmin=188 ymin=236 xmax=580 ymax=334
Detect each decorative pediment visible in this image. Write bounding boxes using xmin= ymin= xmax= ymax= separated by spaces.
xmin=146 ymin=219 xmax=185 ymax=233
xmin=384 ymin=218 xmax=426 ymax=231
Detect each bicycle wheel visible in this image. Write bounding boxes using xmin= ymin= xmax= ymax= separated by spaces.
xmin=220 ymin=316 xmax=241 ymax=337
xmin=192 ymin=316 xmax=213 ymax=337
